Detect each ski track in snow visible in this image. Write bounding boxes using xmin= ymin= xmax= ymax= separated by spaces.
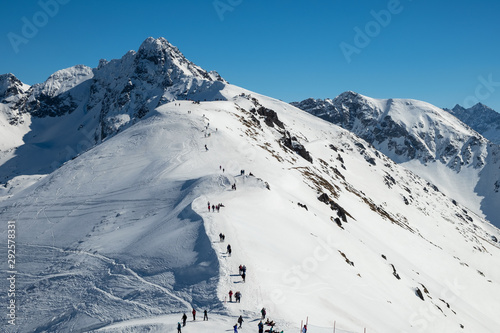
xmin=23 ymin=243 xmax=192 ymax=309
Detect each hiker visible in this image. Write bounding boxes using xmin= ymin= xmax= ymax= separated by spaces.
xmin=241 ymin=272 xmax=246 ymax=283
xmin=302 ymin=324 xmax=307 ymax=333
xmin=192 ymin=308 xmax=196 ymax=320
xmin=229 ymin=290 xmax=233 ymax=302
xmin=233 ymin=324 xmax=238 ymax=333
xmin=238 ymin=315 xmax=244 ymax=328
xmin=258 ymin=321 xmax=264 ymax=333
xmin=242 ymin=265 xmax=246 ymax=274
xmin=182 ymin=313 xmax=187 ymax=326
xmin=212 ymin=204 xmax=215 ymax=212
xmin=219 ymin=233 xmax=224 ymax=242
xmin=204 ymin=309 xmax=208 ymax=321
xmin=177 ymin=322 xmax=181 ymax=333
xmin=261 ymin=307 xmax=266 ymax=320
xmin=235 ymin=291 xmax=241 ymax=303
xmin=227 ymin=244 xmax=232 ymax=256
xmin=239 ymin=265 xmax=243 ymax=275
xmin=207 ymin=203 xmax=210 ymax=212
xmin=205 ymin=144 xmax=208 ymax=151
xmin=222 ymin=234 xmax=225 ymax=241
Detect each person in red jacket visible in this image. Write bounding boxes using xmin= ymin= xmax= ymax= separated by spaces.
xmin=192 ymin=308 xmax=196 ymax=321
xmin=229 ymin=290 xmax=233 ymax=302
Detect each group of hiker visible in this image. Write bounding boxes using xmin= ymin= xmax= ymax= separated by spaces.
xmin=208 ymin=201 xmax=224 ymax=213
xmin=176 ymin=134 xmax=286 ymax=332
xmin=239 ymin=264 xmax=247 ymax=283
xmin=228 ymin=290 xmax=241 ymax=303
xmin=177 ymin=309 xmax=209 ymax=332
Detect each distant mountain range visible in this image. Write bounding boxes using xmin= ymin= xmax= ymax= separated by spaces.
xmin=291 ymin=93 xmax=500 ymax=226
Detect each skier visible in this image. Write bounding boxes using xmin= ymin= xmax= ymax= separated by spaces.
xmin=204 ymin=309 xmax=208 ymax=321
xmin=258 ymin=321 xmax=264 ymax=333
xmin=261 ymin=307 xmax=266 ymax=320
xmin=227 ymin=244 xmax=232 ymax=256
xmin=241 ymin=272 xmax=246 ymax=283
xmin=182 ymin=313 xmax=187 ymax=326
xmin=177 ymin=322 xmax=182 ymax=333
xmin=238 ymin=315 xmax=244 ymax=328
xmin=229 ymin=290 xmax=233 ymax=302
xmin=233 ymin=324 xmax=238 ymax=333
xmin=192 ymin=308 xmax=196 ymax=321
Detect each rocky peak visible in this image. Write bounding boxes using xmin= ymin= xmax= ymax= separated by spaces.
xmin=0 ymin=73 xmax=28 ymax=100
xmin=445 ymin=103 xmax=500 ymax=144
xmin=134 ymin=37 xmax=225 ymax=83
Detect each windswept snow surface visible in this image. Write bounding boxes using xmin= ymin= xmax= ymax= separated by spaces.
xmin=1 ymin=88 xmax=500 ymax=333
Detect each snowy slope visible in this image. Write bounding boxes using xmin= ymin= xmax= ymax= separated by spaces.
xmin=292 ymin=93 xmax=500 ymax=227
xmin=1 ymin=86 xmax=499 ymax=333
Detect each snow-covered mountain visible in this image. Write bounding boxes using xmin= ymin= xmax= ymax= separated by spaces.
xmin=444 ymin=103 xmax=500 ymax=145
xmin=1 ymin=38 xmax=500 ymax=333
xmin=0 ymin=37 xmax=226 ymax=185
xmin=291 ymin=93 xmax=500 ymax=227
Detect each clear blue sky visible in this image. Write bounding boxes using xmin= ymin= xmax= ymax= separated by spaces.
xmin=1 ymin=0 xmax=499 ymax=110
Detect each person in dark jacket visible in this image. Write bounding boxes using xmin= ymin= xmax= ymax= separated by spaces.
xmin=237 ymin=315 xmax=244 ymax=328
xmin=177 ymin=322 xmax=182 ymax=333
xmin=204 ymin=309 xmax=208 ymax=321
xmin=258 ymin=321 xmax=264 ymax=333
xmin=182 ymin=313 xmax=187 ymax=326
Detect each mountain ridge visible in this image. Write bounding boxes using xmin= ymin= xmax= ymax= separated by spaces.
xmin=0 ymin=37 xmax=499 ymax=332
